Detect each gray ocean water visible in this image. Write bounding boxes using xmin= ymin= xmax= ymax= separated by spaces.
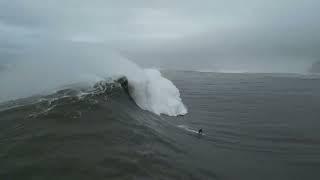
xmin=1 ymin=71 xmax=320 ymax=180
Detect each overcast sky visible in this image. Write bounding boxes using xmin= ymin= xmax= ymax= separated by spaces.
xmin=1 ymin=0 xmax=320 ymax=72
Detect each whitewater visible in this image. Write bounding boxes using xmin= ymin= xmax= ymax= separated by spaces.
xmin=0 ymin=43 xmax=187 ymax=116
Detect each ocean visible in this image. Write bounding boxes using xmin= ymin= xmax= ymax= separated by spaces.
xmin=1 ymin=70 xmax=320 ymax=180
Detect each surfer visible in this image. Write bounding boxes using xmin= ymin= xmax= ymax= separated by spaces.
xmin=198 ymin=128 xmax=203 ymax=134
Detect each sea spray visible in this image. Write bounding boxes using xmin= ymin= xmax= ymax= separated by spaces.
xmin=0 ymin=43 xmax=187 ymax=116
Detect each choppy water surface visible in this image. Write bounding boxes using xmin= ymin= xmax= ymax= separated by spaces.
xmin=1 ymin=71 xmax=320 ymax=180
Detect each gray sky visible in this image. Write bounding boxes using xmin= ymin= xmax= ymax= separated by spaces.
xmin=1 ymin=0 xmax=320 ymax=72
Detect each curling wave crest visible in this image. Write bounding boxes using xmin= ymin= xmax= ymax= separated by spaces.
xmin=0 ymin=44 xmax=187 ymax=116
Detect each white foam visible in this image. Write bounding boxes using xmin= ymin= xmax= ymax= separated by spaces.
xmin=128 ymin=69 xmax=187 ymax=116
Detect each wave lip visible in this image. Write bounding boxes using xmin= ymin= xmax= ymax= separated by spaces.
xmin=0 ymin=69 xmax=188 ymax=117
xmin=0 ymin=45 xmax=187 ymax=116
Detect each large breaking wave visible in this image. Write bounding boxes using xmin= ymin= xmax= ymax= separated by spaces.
xmin=0 ymin=43 xmax=187 ymax=116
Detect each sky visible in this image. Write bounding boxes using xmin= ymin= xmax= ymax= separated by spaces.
xmin=1 ymin=0 xmax=320 ymax=73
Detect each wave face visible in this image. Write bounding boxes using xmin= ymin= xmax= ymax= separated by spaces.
xmin=0 ymin=80 xmax=194 ymax=179
xmin=0 ymin=44 xmax=187 ymax=116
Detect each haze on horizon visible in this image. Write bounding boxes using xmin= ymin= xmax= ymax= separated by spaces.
xmin=1 ymin=0 xmax=320 ymax=73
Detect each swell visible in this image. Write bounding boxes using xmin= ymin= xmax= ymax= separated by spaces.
xmin=0 ymin=77 xmax=181 ymax=150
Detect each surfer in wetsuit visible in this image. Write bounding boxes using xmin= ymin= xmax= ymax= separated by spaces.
xmin=198 ymin=128 xmax=203 ymax=134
